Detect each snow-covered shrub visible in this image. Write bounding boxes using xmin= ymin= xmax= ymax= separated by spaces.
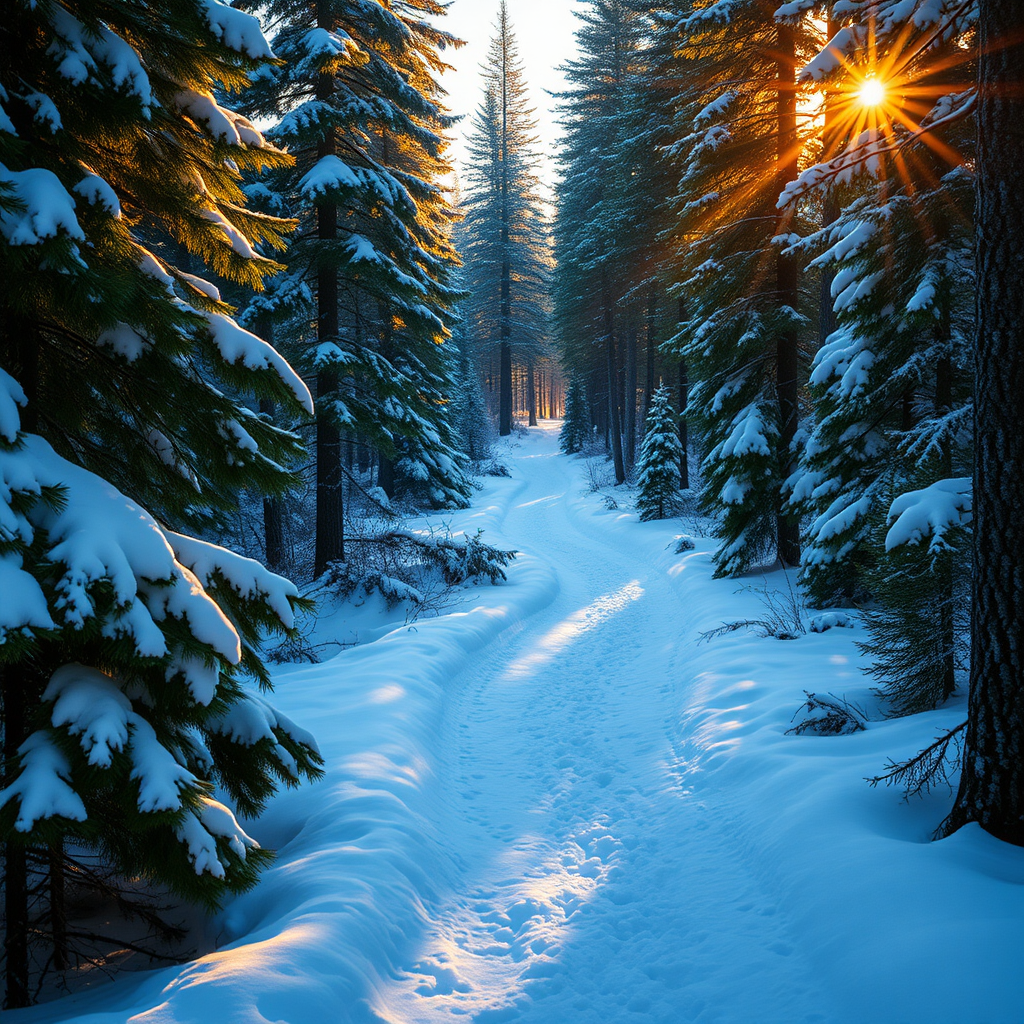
xmin=859 ymin=474 xmax=971 ymax=717
xmin=787 ymin=692 xmax=867 ymax=736
xmin=325 ymin=526 xmax=516 ymax=617
xmin=700 ymin=573 xmax=807 ymax=642
xmin=807 ymin=612 xmax=854 ymax=633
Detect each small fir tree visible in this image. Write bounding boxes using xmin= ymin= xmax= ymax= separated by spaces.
xmin=560 ymin=375 xmax=591 ymax=454
xmin=636 ymin=384 xmax=683 ymax=521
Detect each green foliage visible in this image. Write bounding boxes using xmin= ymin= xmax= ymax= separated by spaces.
xmin=559 ymin=375 xmax=591 ymax=455
xmin=858 ymin=472 xmax=970 ymax=717
xmin=0 ymin=0 xmax=323 ymax=947
xmin=658 ymin=2 xmax=820 ymax=577
xmin=460 ymin=2 xmax=552 ymax=428
xmin=636 ymin=384 xmax=682 ymax=521
xmin=239 ymin=0 xmax=473 ymax=510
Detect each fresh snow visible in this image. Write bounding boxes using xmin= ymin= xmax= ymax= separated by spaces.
xmin=885 ymin=477 xmax=972 ymax=553
xmin=14 ymin=423 xmax=1023 ymax=1024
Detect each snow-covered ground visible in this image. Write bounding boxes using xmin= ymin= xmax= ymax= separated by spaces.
xmin=20 ymin=422 xmax=1024 ymax=1024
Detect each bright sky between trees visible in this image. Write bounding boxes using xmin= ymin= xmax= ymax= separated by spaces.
xmin=441 ymin=0 xmax=582 ymax=191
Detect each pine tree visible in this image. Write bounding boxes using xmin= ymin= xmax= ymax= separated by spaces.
xmin=241 ymin=0 xmax=471 ymax=576
xmin=859 ymin=475 xmax=970 ymax=716
xmin=781 ymin=0 xmax=975 ymax=721
xmin=554 ymin=1 xmax=652 ymax=487
xmin=636 ymin=384 xmax=683 ymax=521
xmin=786 ymin=0 xmax=976 ymax=610
xmin=0 ymin=0 xmax=322 ymax=1005
xmin=560 ymin=374 xmax=591 ymax=455
xmin=462 ymin=1 xmax=551 ymax=438
xmin=662 ymin=1 xmax=819 ymax=576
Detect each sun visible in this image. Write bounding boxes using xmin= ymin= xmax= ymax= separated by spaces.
xmin=858 ymin=77 xmax=887 ymax=107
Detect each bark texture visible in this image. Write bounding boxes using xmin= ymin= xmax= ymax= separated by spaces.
xmin=3 ymin=667 xmax=29 ymax=1009
xmin=943 ymin=0 xmax=1024 ymax=845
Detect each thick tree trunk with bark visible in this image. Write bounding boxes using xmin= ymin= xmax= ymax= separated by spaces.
xmin=527 ymin=356 xmax=538 ymax=426
xmin=49 ymin=841 xmax=68 ymax=971
xmin=313 ymin=10 xmax=344 ymax=577
xmin=775 ymin=22 xmax=801 ymax=568
xmin=943 ymin=0 xmax=1024 ymax=845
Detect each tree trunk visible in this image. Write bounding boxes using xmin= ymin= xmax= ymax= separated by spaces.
xmin=378 ymin=455 xmax=396 ymax=499
xmin=943 ymin=0 xmax=1024 ymax=845
xmin=255 ymin=314 xmax=285 ymax=572
xmin=679 ymin=360 xmax=690 ymax=491
xmin=818 ymin=12 xmax=842 ymax=349
xmin=935 ymin=334 xmax=956 ymax=704
xmin=603 ymin=274 xmax=626 ymax=485
xmin=313 ymin=1 xmax=344 ymax=577
xmin=624 ymin=324 xmax=638 ymax=472
xmin=642 ymin=284 xmax=657 ymax=432
xmin=499 ymin=341 xmax=513 ymax=435
xmin=677 ymin=299 xmax=690 ymax=490
xmin=527 ymin=357 xmax=538 ymax=426
xmin=50 ymin=841 xmax=68 ymax=971
xmin=775 ymin=22 xmax=801 ymax=568
xmin=498 ymin=18 xmax=513 ymax=438
xmin=3 ymin=667 xmax=30 ymax=1009
xmin=258 ymin=390 xmax=286 ymax=573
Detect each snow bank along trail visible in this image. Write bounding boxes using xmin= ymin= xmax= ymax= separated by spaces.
xmin=377 ymin=424 xmax=837 ymax=1024
xmin=19 ymin=422 xmax=1023 ymax=1024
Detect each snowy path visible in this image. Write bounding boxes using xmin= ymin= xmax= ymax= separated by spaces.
xmin=377 ymin=423 xmax=829 ymax=1023
xmin=19 ymin=421 xmax=1023 ymax=1024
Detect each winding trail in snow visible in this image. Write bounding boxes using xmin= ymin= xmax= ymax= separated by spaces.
xmin=377 ymin=423 xmax=831 ymax=1024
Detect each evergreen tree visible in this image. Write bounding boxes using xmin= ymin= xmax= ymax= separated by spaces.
xmin=449 ymin=315 xmax=493 ymax=463
xmin=783 ymin=0 xmax=975 ymax=717
xmin=787 ymin=0 xmax=975 ymax=608
xmin=859 ymin=476 xmax=970 ymax=716
xmin=560 ymin=374 xmax=591 ymax=455
xmin=0 ymin=0 xmax=322 ymax=1004
xmin=462 ymin=1 xmax=551 ymax=437
xmin=241 ymin=0 xmax=471 ymax=576
xmin=662 ymin=1 xmax=819 ymax=575
xmin=636 ymin=384 xmax=683 ymax=521
xmin=553 ymin=1 xmax=651 ymax=487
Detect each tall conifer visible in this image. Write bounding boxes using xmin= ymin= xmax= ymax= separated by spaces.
xmin=0 ymin=0 xmax=323 ymax=1003
xmin=664 ymin=1 xmax=819 ymax=575
xmin=462 ymin=2 xmax=550 ymax=438
xmin=242 ymin=0 xmax=471 ymax=577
